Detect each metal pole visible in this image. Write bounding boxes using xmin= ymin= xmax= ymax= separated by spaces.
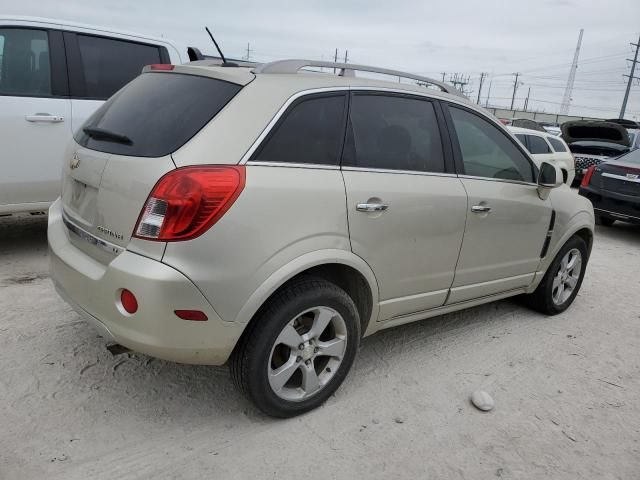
xmin=620 ymin=35 xmax=640 ymax=119
xmin=510 ymin=73 xmax=520 ymax=111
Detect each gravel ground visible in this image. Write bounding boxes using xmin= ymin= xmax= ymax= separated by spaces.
xmin=1 ymin=214 xmax=639 ymax=479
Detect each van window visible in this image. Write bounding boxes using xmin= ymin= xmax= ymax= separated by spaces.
xmin=76 ymin=34 xmax=163 ymax=99
xmin=526 ymin=135 xmax=552 ymax=154
xmin=547 ymin=136 xmax=567 ymax=152
xmin=449 ymin=106 xmax=535 ymax=182
xmin=252 ymin=94 xmax=347 ymax=165
xmin=76 ymin=72 xmax=242 ymax=157
xmin=343 ymin=94 xmax=445 ymax=173
xmin=0 ymin=28 xmax=51 ymax=96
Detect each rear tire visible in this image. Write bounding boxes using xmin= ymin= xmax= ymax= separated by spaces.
xmin=595 ymin=215 xmax=615 ymax=227
xmin=230 ymin=277 xmax=360 ymax=418
xmin=523 ymin=235 xmax=588 ymax=315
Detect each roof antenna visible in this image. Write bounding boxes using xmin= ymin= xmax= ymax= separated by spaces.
xmin=205 ymin=26 xmax=237 ymax=67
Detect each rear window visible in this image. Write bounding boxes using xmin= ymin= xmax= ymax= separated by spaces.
xmin=527 ymin=135 xmax=552 ymax=154
xmin=547 ymin=136 xmax=567 ymax=152
xmin=75 ymin=72 xmax=242 ymax=157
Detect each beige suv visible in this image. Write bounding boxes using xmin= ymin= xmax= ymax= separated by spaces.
xmin=48 ymin=59 xmax=595 ymax=417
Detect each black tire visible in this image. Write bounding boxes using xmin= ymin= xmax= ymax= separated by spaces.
xmin=523 ymin=235 xmax=588 ymax=315
xmin=230 ymin=277 xmax=360 ymax=418
xmin=595 ymin=215 xmax=615 ymax=227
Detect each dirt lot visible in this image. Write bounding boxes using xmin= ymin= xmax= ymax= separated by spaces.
xmin=1 ymin=214 xmax=639 ymax=480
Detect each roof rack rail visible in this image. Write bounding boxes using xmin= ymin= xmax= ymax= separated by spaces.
xmin=253 ymin=59 xmax=463 ymax=96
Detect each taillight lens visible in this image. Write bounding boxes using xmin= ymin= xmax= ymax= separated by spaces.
xmin=581 ymin=165 xmax=596 ymax=187
xmin=134 ymin=166 xmax=245 ymax=241
xmin=150 ymin=64 xmax=174 ymax=70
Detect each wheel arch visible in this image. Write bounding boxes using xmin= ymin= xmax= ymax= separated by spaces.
xmin=233 ymin=249 xmax=380 ymax=337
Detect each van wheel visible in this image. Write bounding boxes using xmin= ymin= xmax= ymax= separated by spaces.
xmin=523 ymin=235 xmax=588 ymax=315
xmin=230 ymin=277 xmax=360 ymax=418
xmin=595 ymin=215 xmax=615 ymax=227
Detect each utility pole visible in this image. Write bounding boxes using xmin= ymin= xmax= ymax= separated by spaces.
xmin=333 ymin=48 xmax=338 ymax=74
xmin=510 ymin=73 xmax=521 ymax=110
xmin=476 ymin=72 xmax=487 ymax=104
xmin=620 ymin=34 xmax=640 ymax=119
xmin=244 ymin=42 xmax=252 ymax=61
xmin=449 ymin=73 xmax=471 ymax=97
xmin=485 ymin=76 xmax=493 ymax=107
xmin=560 ymin=29 xmax=584 ymax=115
xmin=524 ymin=87 xmax=531 ymax=111
xmin=441 ymin=72 xmax=446 ymax=82
xmin=344 ymin=50 xmax=348 ymax=64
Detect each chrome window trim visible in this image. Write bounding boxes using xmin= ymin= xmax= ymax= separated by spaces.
xmin=245 ymin=160 xmax=339 ymax=170
xmin=62 ymin=210 xmax=124 ymax=255
xmin=458 ymin=174 xmax=538 ymax=187
xmin=602 ymin=172 xmax=640 ymax=183
xmin=342 ymin=166 xmax=457 ymax=177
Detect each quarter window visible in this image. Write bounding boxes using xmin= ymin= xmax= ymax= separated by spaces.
xmin=526 ymin=135 xmax=552 ymax=154
xmin=252 ymin=94 xmax=346 ymax=165
xmin=76 ymin=35 xmax=162 ymax=99
xmin=449 ymin=106 xmax=535 ymax=183
xmin=343 ymin=94 xmax=445 ymax=173
xmin=0 ymin=28 xmax=51 ymax=96
xmin=547 ymin=136 xmax=568 ymax=152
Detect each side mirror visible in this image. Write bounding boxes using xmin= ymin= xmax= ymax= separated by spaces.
xmin=537 ymin=162 xmax=563 ymax=200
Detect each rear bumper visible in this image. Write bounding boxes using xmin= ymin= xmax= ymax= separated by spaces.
xmin=48 ymin=199 xmax=243 ymax=365
xmin=579 ymin=186 xmax=640 ymax=224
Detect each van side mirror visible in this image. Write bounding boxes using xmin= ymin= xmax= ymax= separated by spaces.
xmin=537 ymin=162 xmax=563 ymax=200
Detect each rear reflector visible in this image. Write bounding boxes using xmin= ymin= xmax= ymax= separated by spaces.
xmin=134 ymin=166 xmax=245 ymax=241
xmin=581 ymin=165 xmax=596 ymax=187
xmin=150 ymin=64 xmax=174 ymax=70
xmin=120 ymin=289 xmax=138 ymax=314
xmin=175 ymin=310 xmax=208 ymax=321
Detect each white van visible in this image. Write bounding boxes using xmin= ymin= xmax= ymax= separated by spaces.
xmin=0 ymin=16 xmax=192 ymax=215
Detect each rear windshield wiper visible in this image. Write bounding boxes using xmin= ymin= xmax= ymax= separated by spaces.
xmin=83 ymin=127 xmax=133 ymax=145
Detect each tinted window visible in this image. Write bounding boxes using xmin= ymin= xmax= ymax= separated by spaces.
xmin=515 ymin=134 xmax=528 ymax=149
xmin=252 ymin=95 xmax=346 ymax=165
xmin=547 ymin=136 xmax=567 ymax=152
xmin=527 ymin=135 xmax=552 ymax=154
xmin=76 ymin=73 xmax=242 ymax=157
xmin=619 ymin=148 xmax=640 ymax=164
xmin=0 ymin=28 xmax=51 ymax=96
xmin=77 ymin=35 xmax=162 ymax=99
xmin=450 ymin=106 xmax=534 ymax=183
xmin=344 ymin=94 xmax=444 ymax=172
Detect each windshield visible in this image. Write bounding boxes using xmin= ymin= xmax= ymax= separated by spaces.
xmin=617 ymin=148 xmax=640 ymax=164
xmin=75 ymin=72 xmax=242 ymax=157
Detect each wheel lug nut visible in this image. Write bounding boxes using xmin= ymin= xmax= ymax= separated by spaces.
xmin=296 ymin=356 xmax=302 ymax=362
xmin=314 ymin=347 xmax=319 ymax=353
xmin=299 ymin=343 xmax=304 ymax=350
xmin=305 ymin=360 xmax=311 ymax=366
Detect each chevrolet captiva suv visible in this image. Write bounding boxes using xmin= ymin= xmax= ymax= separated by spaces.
xmin=49 ymin=59 xmax=595 ymax=417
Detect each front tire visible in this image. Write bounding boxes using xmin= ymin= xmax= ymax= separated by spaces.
xmin=230 ymin=277 xmax=360 ymax=418
xmin=523 ymin=235 xmax=588 ymax=315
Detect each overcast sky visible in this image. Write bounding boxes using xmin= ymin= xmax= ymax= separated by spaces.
xmin=3 ymin=0 xmax=639 ymax=119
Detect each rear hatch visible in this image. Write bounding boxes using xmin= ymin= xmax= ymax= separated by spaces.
xmin=562 ymin=120 xmax=631 ymax=156
xmin=593 ymin=151 xmax=640 ymax=197
xmin=61 ymin=68 xmax=245 ymax=263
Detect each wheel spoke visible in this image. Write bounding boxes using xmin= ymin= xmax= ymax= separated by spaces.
xmin=275 ymin=324 xmax=304 ymax=349
xmin=556 ymin=283 xmax=565 ymax=302
xmin=316 ymin=337 xmax=346 ymax=359
xmin=301 ymin=362 xmax=320 ymax=393
xmin=566 ymin=252 xmax=577 ymax=270
xmin=270 ymin=357 xmax=300 ymax=392
xmin=552 ymin=273 xmax=562 ymax=290
xmin=566 ymin=275 xmax=578 ymax=289
xmin=309 ymin=308 xmax=334 ymax=338
xmin=560 ymin=254 xmax=569 ymax=271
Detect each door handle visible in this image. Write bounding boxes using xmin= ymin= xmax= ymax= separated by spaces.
xmin=356 ymin=203 xmax=389 ymax=212
xmin=471 ymin=205 xmax=492 ymax=213
xmin=25 ymin=114 xmax=64 ymax=123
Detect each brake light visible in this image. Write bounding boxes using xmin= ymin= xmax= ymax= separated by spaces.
xmin=150 ymin=64 xmax=174 ymax=70
xmin=581 ymin=165 xmax=596 ymax=187
xmin=134 ymin=166 xmax=245 ymax=241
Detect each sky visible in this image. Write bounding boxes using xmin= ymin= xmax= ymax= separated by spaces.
xmin=2 ymin=0 xmax=639 ymax=119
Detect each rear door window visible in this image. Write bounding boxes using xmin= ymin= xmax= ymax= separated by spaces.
xmin=515 ymin=134 xmax=529 ymax=151
xmin=251 ymin=94 xmax=347 ymax=165
xmin=547 ymin=136 xmax=567 ymax=152
xmin=0 ymin=28 xmax=51 ymax=96
xmin=343 ymin=93 xmax=445 ymax=173
xmin=75 ymin=72 xmax=242 ymax=157
xmin=526 ymin=135 xmax=552 ymax=154
xmin=73 ymin=34 xmax=164 ymax=99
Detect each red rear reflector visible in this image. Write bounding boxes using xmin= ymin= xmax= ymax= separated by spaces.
xmin=150 ymin=64 xmax=174 ymax=70
xmin=175 ymin=310 xmax=208 ymax=321
xmin=120 ymin=289 xmax=138 ymax=314
xmin=581 ymin=165 xmax=596 ymax=187
xmin=134 ymin=166 xmax=245 ymax=241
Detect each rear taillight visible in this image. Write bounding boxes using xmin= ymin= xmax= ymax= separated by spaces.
xmin=134 ymin=166 xmax=245 ymax=241
xmin=581 ymin=165 xmax=596 ymax=187
xmin=150 ymin=64 xmax=174 ymax=70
